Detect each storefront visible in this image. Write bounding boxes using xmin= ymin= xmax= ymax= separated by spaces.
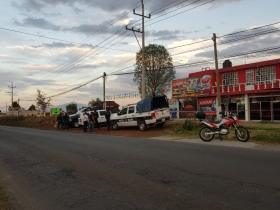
xmin=249 ymin=94 xmax=280 ymax=121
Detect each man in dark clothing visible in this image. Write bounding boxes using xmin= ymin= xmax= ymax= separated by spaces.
xmin=105 ymin=110 xmax=111 ymax=131
xmin=93 ymin=110 xmax=100 ymax=130
xmin=63 ymin=112 xmax=70 ymax=130
xmin=88 ymin=112 xmax=95 ymax=133
xmin=57 ymin=113 xmax=63 ymax=130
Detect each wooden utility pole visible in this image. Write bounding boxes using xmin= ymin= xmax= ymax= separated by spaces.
xmin=103 ymin=72 xmax=106 ymax=110
xmin=126 ymin=0 xmax=151 ymax=99
xmin=212 ymin=33 xmax=221 ymax=119
xmin=6 ymin=82 xmax=16 ymax=116
xmin=18 ymin=98 xmax=20 ymax=117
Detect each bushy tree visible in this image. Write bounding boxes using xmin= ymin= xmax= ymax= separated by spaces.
xmin=36 ymin=89 xmax=51 ymax=115
xmin=133 ymin=44 xmax=175 ymax=97
xmin=66 ymin=103 xmax=77 ymax=113
xmin=88 ymin=97 xmax=101 ymax=107
xmin=28 ymin=104 xmax=36 ymax=110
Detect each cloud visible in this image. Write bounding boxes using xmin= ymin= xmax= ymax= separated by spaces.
xmin=14 ymin=17 xmax=61 ymax=30
xmin=42 ymin=42 xmax=75 ymax=48
xmin=13 ymin=0 xmax=245 ymax=13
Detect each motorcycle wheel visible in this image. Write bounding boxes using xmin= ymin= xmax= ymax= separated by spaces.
xmin=199 ymin=127 xmax=214 ymax=142
xmin=235 ymin=126 xmax=250 ymax=142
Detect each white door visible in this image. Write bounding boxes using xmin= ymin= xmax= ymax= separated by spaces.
xmin=246 ymin=70 xmax=254 ymax=90
xmin=126 ymin=106 xmax=137 ymax=126
xmin=117 ymin=107 xmax=128 ymax=127
xmin=98 ymin=110 xmax=107 ymax=124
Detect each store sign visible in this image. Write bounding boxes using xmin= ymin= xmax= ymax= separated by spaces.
xmin=168 ymin=99 xmax=178 ymax=118
xmin=172 ymin=75 xmax=212 ymax=98
xmin=51 ymin=108 xmax=61 ymax=114
xmin=198 ymin=97 xmax=216 ymax=115
xmin=199 ymin=98 xmax=215 ymax=107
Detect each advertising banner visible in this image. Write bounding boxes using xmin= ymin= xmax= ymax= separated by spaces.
xmin=198 ymin=97 xmax=216 ymax=115
xmin=168 ymin=99 xmax=178 ymax=119
xmin=51 ymin=108 xmax=61 ymax=115
xmin=172 ymin=75 xmax=212 ymax=98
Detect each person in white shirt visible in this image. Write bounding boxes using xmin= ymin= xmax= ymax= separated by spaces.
xmin=80 ymin=113 xmax=89 ymax=132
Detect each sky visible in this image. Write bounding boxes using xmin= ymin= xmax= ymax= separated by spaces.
xmin=0 ymin=0 xmax=280 ymax=112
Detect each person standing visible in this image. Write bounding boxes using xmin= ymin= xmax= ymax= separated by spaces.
xmin=80 ymin=113 xmax=89 ymax=132
xmin=93 ymin=110 xmax=100 ymax=130
xmin=63 ymin=112 xmax=70 ymax=130
xmin=57 ymin=113 xmax=63 ymax=130
xmin=88 ymin=111 xmax=95 ymax=133
xmin=105 ymin=110 xmax=111 ymax=131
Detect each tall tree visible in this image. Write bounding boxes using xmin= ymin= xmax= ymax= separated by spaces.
xmin=133 ymin=44 xmax=175 ymax=97
xmin=9 ymin=101 xmax=20 ymax=110
xmin=66 ymin=103 xmax=78 ymax=113
xmin=36 ymin=89 xmax=51 ymax=115
xmin=88 ymin=97 xmax=101 ymax=107
xmin=28 ymin=104 xmax=36 ymax=110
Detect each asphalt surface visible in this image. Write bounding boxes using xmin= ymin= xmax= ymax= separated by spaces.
xmin=0 ymin=125 xmax=280 ymax=210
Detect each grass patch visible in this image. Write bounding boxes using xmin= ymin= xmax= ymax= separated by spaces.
xmin=168 ymin=120 xmax=280 ymax=144
xmin=0 ymin=188 xmax=12 ymax=210
xmin=0 ymin=116 xmax=54 ymax=128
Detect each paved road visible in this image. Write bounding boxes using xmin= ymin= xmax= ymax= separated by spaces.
xmin=0 ymin=125 xmax=279 ymax=210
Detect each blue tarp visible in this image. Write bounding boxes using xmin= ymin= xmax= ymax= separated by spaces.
xmin=136 ymin=95 xmax=169 ymax=113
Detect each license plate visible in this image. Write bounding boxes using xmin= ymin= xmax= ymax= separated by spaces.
xmin=162 ymin=118 xmax=165 ymax=122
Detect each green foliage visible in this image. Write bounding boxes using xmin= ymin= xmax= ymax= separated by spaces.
xmin=88 ymin=97 xmax=101 ymax=107
xmin=36 ymin=89 xmax=51 ymax=114
xmin=28 ymin=104 xmax=36 ymax=110
xmin=133 ymin=44 xmax=175 ymax=97
xmin=182 ymin=119 xmax=199 ymax=130
xmin=66 ymin=103 xmax=78 ymax=113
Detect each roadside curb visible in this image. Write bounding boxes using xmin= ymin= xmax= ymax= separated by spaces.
xmin=148 ymin=136 xmax=280 ymax=151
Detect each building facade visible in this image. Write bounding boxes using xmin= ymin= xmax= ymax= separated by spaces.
xmin=172 ymin=58 xmax=280 ymax=121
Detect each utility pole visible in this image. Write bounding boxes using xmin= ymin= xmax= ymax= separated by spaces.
xmin=212 ymin=33 xmax=221 ymax=119
xmin=6 ymin=82 xmax=16 ymax=117
xmin=18 ymin=98 xmax=20 ymax=117
xmin=126 ymin=0 xmax=151 ymax=99
xmin=103 ymin=72 xmax=106 ymax=110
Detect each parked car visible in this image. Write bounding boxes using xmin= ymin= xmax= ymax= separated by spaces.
xmin=78 ymin=110 xmax=108 ymax=126
xmin=69 ymin=107 xmax=98 ymax=128
xmin=110 ymin=95 xmax=171 ymax=131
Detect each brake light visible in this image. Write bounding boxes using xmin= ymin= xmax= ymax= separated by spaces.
xmin=151 ymin=112 xmax=156 ymax=119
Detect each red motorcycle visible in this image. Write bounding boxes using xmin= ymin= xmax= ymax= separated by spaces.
xmin=195 ymin=111 xmax=250 ymax=142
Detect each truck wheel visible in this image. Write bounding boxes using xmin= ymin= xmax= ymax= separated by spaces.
xmin=138 ymin=120 xmax=147 ymax=131
xmin=112 ymin=122 xmax=119 ymax=131
xmin=156 ymin=123 xmax=165 ymax=128
xmin=73 ymin=121 xmax=80 ymax=128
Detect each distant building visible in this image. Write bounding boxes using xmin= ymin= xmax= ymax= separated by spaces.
xmin=91 ymin=101 xmax=120 ymax=113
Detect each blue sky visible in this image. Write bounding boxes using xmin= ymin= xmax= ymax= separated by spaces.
xmin=0 ymin=0 xmax=280 ymax=111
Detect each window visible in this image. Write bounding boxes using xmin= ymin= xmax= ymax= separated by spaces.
xmin=246 ymin=70 xmax=254 ymax=85
xmin=256 ymin=66 xmax=275 ymax=83
xmin=128 ymin=106 xmax=135 ymax=114
xmin=119 ymin=108 xmax=127 ymax=115
xmin=99 ymin=111 xmax=106 ymax=116
xmin=222 ymin=72 xmax=238 ymax=86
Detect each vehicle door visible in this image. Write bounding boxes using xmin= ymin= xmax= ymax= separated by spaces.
xmin=125 ymin=106 xmax=137 ymax=126
xmin=98 ymin=110 xmax=107 ymax=124
xmin=116 ymin=107 xmax=128 ymax=127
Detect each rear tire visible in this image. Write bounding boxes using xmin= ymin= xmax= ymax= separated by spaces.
xmin=138 ymin=120 xmax=147 ymax=131
xmin=73 ymin=121 xmax=79 ymax=128
xmin=112 ymin=121 xmax=119 ymax=131
xmin=156 ymin=123 xmax=165 ymax=128
xmin=235 ymin=126 xmax=250 ymax=142
xmin=199 ymin=127 xmax=214 ymax=142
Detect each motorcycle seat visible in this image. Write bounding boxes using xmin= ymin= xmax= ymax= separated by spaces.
xmin=209 ymin=120 xmax=222 ymax=124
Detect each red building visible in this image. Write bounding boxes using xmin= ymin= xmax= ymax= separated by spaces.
xmin=172 ymin=58 xmax=280 ymax=121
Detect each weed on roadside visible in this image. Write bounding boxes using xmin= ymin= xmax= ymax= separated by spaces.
xmin=0 ymin=188 xmax=12 ymax=210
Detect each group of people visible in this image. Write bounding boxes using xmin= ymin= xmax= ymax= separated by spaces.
xmin=56 ymin=112 xmax=70 ymax=130
xmin=80 ymin=110 xmax=111 ymax=133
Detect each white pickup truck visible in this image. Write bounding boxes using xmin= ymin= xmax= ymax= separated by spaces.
xmin=78 ymin=110 xmax=107 ymax=126
xmin=110 ymin=95 xmax=171 ymax=131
